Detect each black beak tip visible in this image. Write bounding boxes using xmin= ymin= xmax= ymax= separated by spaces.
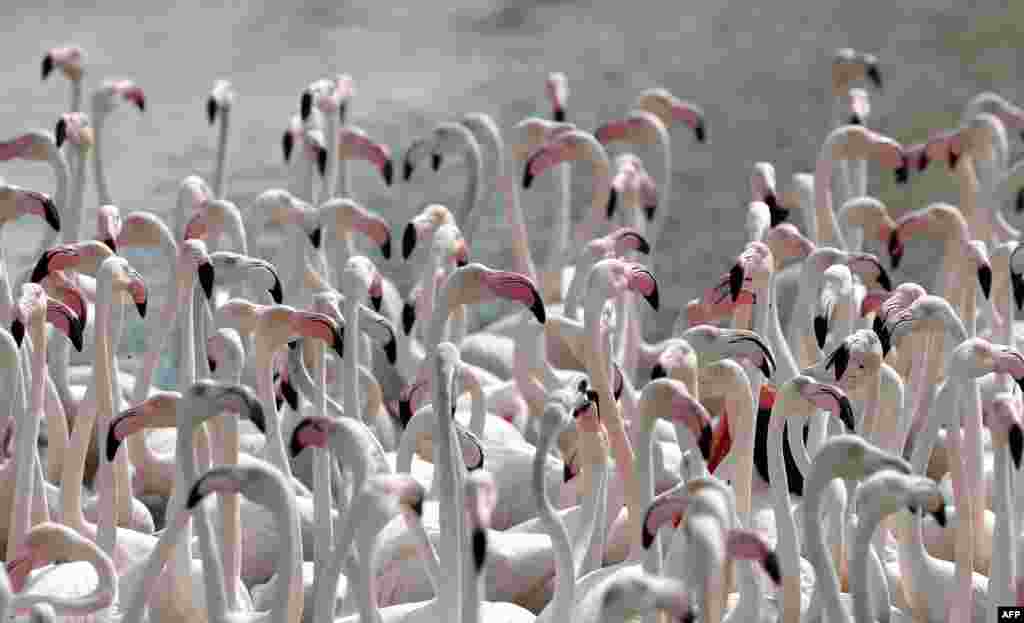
xmin=379 ymin=236 xmax=392 ymax=260
xmin=948 ymin=151 xmax=960 ymax=171
xmin=269 ymin=278 xmax=284 ymax=304
xmin=381 ymin=159 xmax=394 ymax=187
xmin=399 ymin=399 xmax=413 ymax=430
xmin=728 ymin=264 xmax=744 ymax=303
xmin=207 ymin=357 xmax=217 ymax=374
xmin=135 ymin=299 xmax=147 ymax=319
xmin=30 ymin=253 xmax=52 ymax=284
xmin=832 ymin=344 xmax=850 ymax=381
xmin=694 ymin=121 xmax=707 ymax=144
xmin=186 ymin=483 xmax=205 ymax=510
xmin=402 ymin=158 xmax=414 ymax=182
xmin=814 ymin=315 xmax=828 ymax=350
xmin=299 ymin=91 xmax=312 ymax=122
xmin=894 ymin=156 xmax=909 ymax=184
xmin=887 ymin=231 xmax=903 ymax=269
xmin=206 ymin=97 xmax=217 ymax=125
xmin=402 ymin=302 xmax=416 ymax=335
xmin=198 ymin=262 xmax=215 ymax=302
xmin=978 ymin=265 xmax=993 ymax=300
xmin=309 ymin=227 xmax=322 ymax=250
xmin=317 ymin=148 xmax=328 ymax=177
xmin=867 ymin=65 xmax=883 ymax=90
xmin=644 ymin=284 xmax=660 ymax=312
xmin=606 ymin=188 xmax=618 ymax=220
xmin=848 ymin=114 xmax=863 ymax=126
xmin=282 ymin=133 xmax=293 ymax=163
xmin=103 ymin=237 xmax=116 ymax=255
xmin=471 ymin=528 xmax=487 ymax=572
xmin=69 ymin=319 xmax=84 ymax=353
xmin=370 ymin=294 xmax=382 ymax=313
xmin=634 ymin=234 xmax=651 ymax=255
xmin=764 ymin=551 xmax=782 ymax=585
xmin=838 ymin=397 xmax=856 ymax=432
xmin=759 ymin=358 xmax=773 ymax=379
xmin=385 ymin=339 xmax=397 ymax=366
xmin=281 ymin=378 xmax=299 ymax=412
xmin=430 ymin=153 xmax=442 ymax=172
xmin=1013 ymin=273 xmax=1024 ymax=311
xmin=641 ymin=523 xmax=657 ymax=550
xmin=275 ymin=393 xmax=283 ymax=412
xmin=522 ymin=158 xmax=536 ymax=189
xmin=1009 ymin=424 xmax=1024 ymax=470
xmin=332 ymin=328 xmax=345 ymax=358
xmin=553 ymin=108 xmax=566 ymax=123
xmin=249 ymin=405 xmax=267 ymax=435
xmin=643 ymin=205 xmax=656 ymax=223
xmin=650 ymin=363 xmax=666 ymax=381
xmin=288 ymin=421 xmax=309 ymax=458
xmin=1016 ymin=188 xmax=1024 ymax=214
xmin=917 ymin=152 xmax=930 ymax=173
xmin=54 ymin=118 xmax=66 ymax=149
xmin=877 ymin=268 xmax=892 ymax=292
xmin=105 ymin=426 xmax=121 ymax=463
xmin=402 ymin=223 xmax=417 ymax=260
xmin=931 ymin=505 xmax=947 ymax=527
xmin=135 ymin=97 xmax=145 ymax=113
xmin=698 ymin=423 xmax=713 ymax=462
xmin=530 ymin=296 xmax=547 ymax=325
xmin=41 ymin=55 xmax=53 ymax=80
xmin=11 ymin=319 xmax=25 ymax=348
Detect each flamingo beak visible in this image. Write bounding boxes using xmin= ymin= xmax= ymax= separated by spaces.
xmin=402 ymin=223 xmax=418 ymax=260
xmin=300 ymin=91 xmax=313 ymax=122
xmin=402 ymin=156 xmax=416 ymax=182
xmin=643 ymin=203 xmax=656 ymax=223
xmin=103 ymin=237 xmax=117 ymax=254
xmin=930 ymin=505 xmax=947 ymax=528
xmin=948 ymin=149 xmax=960 ymax=171
xmin=693 ymin=120 xmax=707 ymax=143
xmin=67 ymin=314 xmax=84 ymax=352
xmin=288 ymin=419 xmax=315 ymax=458
xmin=381 ymin=158 xmax=394 ymax=187
xmin=308 ymin=227 xmax=322 ymax=250
xmin=206 ymin=97 xmax=217 ymax=125
xmin=135 ymin=298 xmax=147 ymax=319
xmin=522 ymin=153 xmax=538 ymax=189
xmin=1016 ymin=187 xmax=1024 ymax=214
xmin=471 ymin=529 xmax=487 ymax=572
xmin=55 ymin=118 xmax=66 ymax=149
xmin=978 ymin=265 xmax=993 ymax=300
xmin=764 ymin=194 xmax=789 ymax=228
xmin=331 ymin=325 xmax=345 ymax=358
xmin=848 ymin=114 xmax=862 ymax=126
xmin=10 ymin=318 xmax=24 ymax=348
xmin=282 ymin=132 xmax=294 ymax=163
xmin=280 ymin=377 xmax=299 ymax=412
xmin=917 ymin=150 xmax=930 ymax=172
xmin=399 ymin=397 xmax=413 ymax=429
xmin=317 ymin=147 xmax=328 ymax=177
xmin=208 ymin=357 xmax=217 ymax=373
xmin=650 ymin=363 xmax=666 ymax=380
xmin=1013 ymin=271 xmax=1024 ymax=311
xmin=402 ymin=301 xmax=416 ymax=335
xmin=370 ymin=293 xmax=383 ymax=313
xmin=41 ymin=196 xmax=60 ymax=233
xmin=1009 ymin=424 xmax=1024 ymax=470
xmin=763 ymin=551 xmax=782 ymax=585
xmin=431 ymin=153 xmax=442 ymax=172
xmin=728 ymin=264 xmax=744 ymax=303
xmin=198 ymin=262 xmax=215 ymax=302
xmin=827 ymin=343 xmax=850 ymax=381
xmin=698 ymin=423 xmax=713 ymax=462
xmin=876 ymin=266 xmax=892 ymax=292
xmin=529 ymin=293 xmax=547 ymax=325
xmin=553 ymin=108 xmax=566 ymax=123
xmin=379 ymin=234 xmax=392 ymax=260
xmin=384 ymin=337 xmax=397 ymax=366
xmin=41 ymin=54 xmax=54 ymax=80
xmin=606 ymin=188 xmax=618 ymax=220
xmin=814 ymin=315 xmax=828 ymax=350
xmin=269 ymin=275 xmax=284 ymax=304
xmin=105 ymin=423 xmax=122 ymax=462
xmin=888 ymin=230 xmax=903 ymax=269
xmin=30 ymin=251 xmax=54 ymax=284
xmin=894 ymin=153 xmax=909 ymax=184
xmin=866 ymin=64 xmax=883 ymax=89
xmin=837 ymin=395 xmax=856 ymax=432
xmin=562 ymin=455 xmax=577 ymax=483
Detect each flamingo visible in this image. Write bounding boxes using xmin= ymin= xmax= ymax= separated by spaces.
xmin=90 ymin=80 xmax=145 ymax=207
xmin=41 ymin=46 xmax=85 ymax=112
xmin=206 ymin=80 xmax=235 ymax=201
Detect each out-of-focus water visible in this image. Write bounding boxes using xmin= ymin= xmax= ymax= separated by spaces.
xmin=0 ymin=0 xmax=1017 ymax=341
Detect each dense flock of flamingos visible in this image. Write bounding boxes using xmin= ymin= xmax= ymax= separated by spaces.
xmin=3 ymin=41 xmax=1024 ymax=623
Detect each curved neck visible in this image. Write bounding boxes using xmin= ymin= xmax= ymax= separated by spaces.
xmin=95 ymin=276 xmax=119 ymax=555
xmin=35 ymin=149 xmax=68 ymax=255
xmin=814 ymin=140 xmax=848 ymax=250
xmin=433 ymin=360 xmax=463 ymax=622
xmin=91 ymin=114 xmax=112 ymax=206
xmin=319 ymin=117 xmax=337 ymax=202
xmin=535 ymin=422 xmax=575 ymax=623
xmin=456 ymin=137 xmax=484 ymax=250
xmin=7 ymin=341 xmax=35 ymax=561
xmin=850 ymin=510 xmax=883 ymax=623
xmin=991 ymin=442 xmax=1014 ymax=615
xmin=169 ymin=276 xmax=196 ymax=570
xmin=768 ymin=396 xmax=803 ymax=623
xmin=13 ymin=549 xmax=116 ymax=616
xmin=803 ymin=469 xmax=853 ymax=623
xmin=769 ymin=272 xmax=800 ymax=383
xmin=255 ymin=339 xmax=293 ymax=480
xmin=344 ymin=296 xmax=362 ymax=420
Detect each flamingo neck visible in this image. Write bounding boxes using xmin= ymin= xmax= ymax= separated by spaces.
xmin=767 ymin=397 xmax=803 ymax=623
xmin=91 ymin=113 xmax=112 ymax=206
xmin=803 ymin=469 xmax=854 ymax=623
xmin=813 ymin=144 xmax=848 ymax=250
xmin=850 ymin=510 xmax=887 ymax=623
xmin=95 ymin=274 xmax=119 ymax=555
xmin=534 ymin=421 xmax=574 ymax=623
xmin=990 ymin=441 xmax=1015 ymax=616
xmin=213 ymin=107 xmax=231 ymax=199
xmin=648 ymin=123 xmax=672 ymax=262
xmin=6 ymin=341 xmax=34 ymax=561
xmin=433 ymin=360 xmax=464 ymax=622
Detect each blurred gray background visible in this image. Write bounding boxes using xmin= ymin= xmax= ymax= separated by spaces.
xmin=1 ymin=0 xmax=1021 ymax=354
